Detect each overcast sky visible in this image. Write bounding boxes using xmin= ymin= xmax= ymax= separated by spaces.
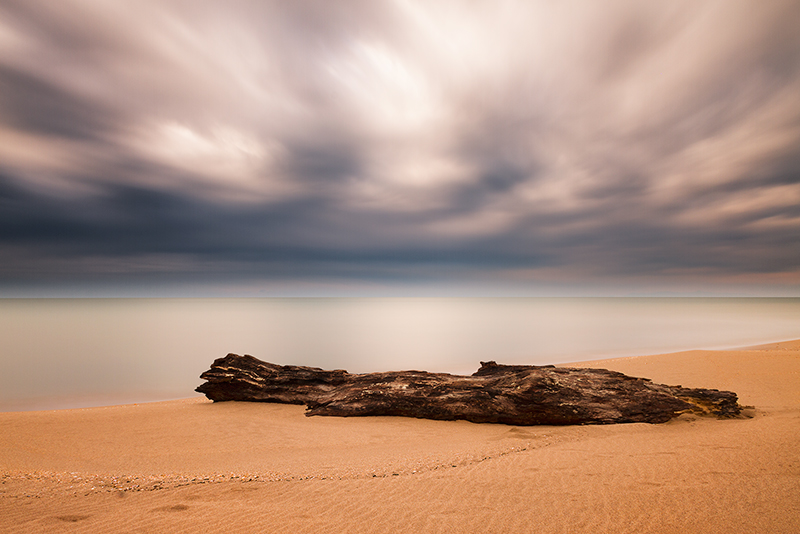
xmin=1 ymin=0 xmax=799 ymax=296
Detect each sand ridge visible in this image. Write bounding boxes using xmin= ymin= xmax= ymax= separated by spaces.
xmin=2 ymin=340 xmax=799 ymax=533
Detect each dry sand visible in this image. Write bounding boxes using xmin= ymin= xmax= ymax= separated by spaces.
xmin=1 ymin=340 xmax=799 ymax=533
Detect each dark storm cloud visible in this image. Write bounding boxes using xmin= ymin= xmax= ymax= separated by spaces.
xmin=1 ymin=0 xmax=799 ymax=295
xmin=0 ymin=65 xmax=119 ymax=141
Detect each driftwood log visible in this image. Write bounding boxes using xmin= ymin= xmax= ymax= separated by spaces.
xmin=196 ymin=353 xmax=742 ymax=425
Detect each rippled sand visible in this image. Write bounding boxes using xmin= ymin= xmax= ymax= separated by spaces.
xmin=2 ymin=340 xmax=799 ymax=533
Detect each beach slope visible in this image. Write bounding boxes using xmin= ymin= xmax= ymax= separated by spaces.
xmin=2 ymin=341 xmax=798 ymax=533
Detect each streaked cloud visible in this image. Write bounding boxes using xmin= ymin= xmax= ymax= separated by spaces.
xmin=1 ymin=0 xmax=799 ymax=295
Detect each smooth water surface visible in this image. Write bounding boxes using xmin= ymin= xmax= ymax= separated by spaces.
xmin=1 ymin=298 xmax=799 ymax=411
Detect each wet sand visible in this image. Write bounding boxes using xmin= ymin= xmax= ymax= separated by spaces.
xmin=2 ymin=340 xmax=799 ymax=533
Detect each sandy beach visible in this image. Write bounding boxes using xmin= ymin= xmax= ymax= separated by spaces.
xmin=2 ymin=340 xmax=798 ymax=533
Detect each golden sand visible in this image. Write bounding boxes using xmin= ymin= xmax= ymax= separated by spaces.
xmin=2 ymin=341 xmax=799 ymax=533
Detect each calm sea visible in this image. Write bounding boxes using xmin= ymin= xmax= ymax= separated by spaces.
xmin=1 ymin=297 xmax=799 ymax=411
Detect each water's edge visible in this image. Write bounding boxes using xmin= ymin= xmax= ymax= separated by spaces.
xmin=2 ymin=298 xmax=799 ymax=411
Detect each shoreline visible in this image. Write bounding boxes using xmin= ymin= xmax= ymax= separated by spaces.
xmin=6 ymin=335 xmax=800 ymax=414
xmin=2 ymin=340 xmax=799 ymax=533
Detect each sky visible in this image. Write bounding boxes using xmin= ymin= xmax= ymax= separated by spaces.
xmin=0 ymin=0 xmax=799 ymax=297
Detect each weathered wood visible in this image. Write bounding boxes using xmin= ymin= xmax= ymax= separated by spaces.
xmin=196 ymin=353 xmax=742 ymax=425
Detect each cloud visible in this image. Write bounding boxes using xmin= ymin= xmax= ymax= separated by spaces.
xmin=0 ymin=0 xmax=799 ymax=295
